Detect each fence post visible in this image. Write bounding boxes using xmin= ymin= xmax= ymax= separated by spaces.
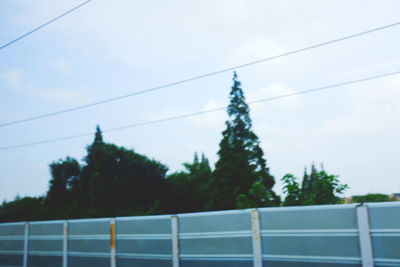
xmin=110 ymin=218 xmax=116 ymax=267
xmin=251 ymin=209 xmax=263 ymax=267
xmin=23 ymin=222 xmax=29 ymax=267
xmin=356 ymin=205 xmax=374 ymax=267
xmin=171 ymin=215 xmax=180 ymax=267
xmin=63 ymin=221 xmax=68 ymax=267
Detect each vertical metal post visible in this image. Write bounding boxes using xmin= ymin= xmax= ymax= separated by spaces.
xmin=63 ymin=221 xmax=68 ymax=267
xmin=356 ymin=205 xmax=374 ymax=267
xmin=110 ymin=218 xmax=116 ymax=267
xmin=171 ymin=215 xmax=180 ymax=267
xmin=251 ymin=209 xmax=263 ymax=267
xmin=23 ymin=222 xmax=29 ymax=267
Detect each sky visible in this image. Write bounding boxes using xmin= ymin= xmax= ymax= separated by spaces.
xmin=0 ymin=0 xmax=400 ymax=201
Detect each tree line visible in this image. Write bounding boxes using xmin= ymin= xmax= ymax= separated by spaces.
xmin=1 ymin=73 xmax=355 ymax=222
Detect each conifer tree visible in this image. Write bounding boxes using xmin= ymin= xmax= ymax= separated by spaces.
xmin=300 ymin=163 xmax=318 ymax=204
xmin=94 ymin=125 xmax=103 ymax=143
xmin=283 ymin=163 xmax=348 ymax=206
xmin=210 ymin=72 xmax=277 ymax=210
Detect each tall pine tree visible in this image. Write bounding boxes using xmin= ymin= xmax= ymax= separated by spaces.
xmin=209 ymin=72 xmax=277 ymax=210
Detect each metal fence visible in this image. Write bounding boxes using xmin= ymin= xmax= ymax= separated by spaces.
xmin=0 ymin=202 xmax=399 ymax=267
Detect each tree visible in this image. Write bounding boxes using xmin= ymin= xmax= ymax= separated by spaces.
xmin=281 ymin=174 xmax=301 ymax=206
xmin=210 ymin=72 xmax=277 ymax=210
xmin=167 ymin=152 xmax=212 ymax=212
xmin=94 ymin=125 xmax=103 ymax=143
xmin=281 ymin=164 xmax=348 ymax=206
xmin=351 ymin=193 xmax=396 ymax=203
xmin=236 ymin=182 xmax=281 ymax=209
xmin=79 ymin=126 xmax=169 ymax=216
xmin=0 ymin=197 xmax=50 ymax=222
xmin=46 ymin=157 xmax=81 ymax=206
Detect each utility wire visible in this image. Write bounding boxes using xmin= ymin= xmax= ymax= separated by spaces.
xmin=1 ymin=69 xmax=399 ymax=151
xmin=1 ymin=21 xmax=400 ymax=128
xmin=0 ymin=0 xmax=92 ymax=51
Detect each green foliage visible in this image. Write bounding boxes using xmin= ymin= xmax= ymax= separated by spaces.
xmin=210 ymin=72 xmax=277 ymax=210
xmin=46 ymin=157 xmax=81 ymax=206
xmin=79 ymin=133 xmax=169 ymax=216
xmin=281 ymin=174 xmax=301 ymax=206
xmin=236 ymin=182 xmax=280 ymax=209
xmin=0 ymin=126 xmax=170 ymax=222
xmin=0 ymin=197 xmax=51 ymax=222
xmin=167 ymin=152 xmax=212 ymax=213
xmin=281 ymin=163 xmax=348 ymax=206
xmin=351 ymin=193 xmax=397 ymax=203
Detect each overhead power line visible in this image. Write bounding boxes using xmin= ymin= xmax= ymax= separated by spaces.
xmin=1 ymin=69 xmax=399 ymax=151
xmin=1 ymin=21 xmax=400 ymax=128
xmin=0 ymin=0 xmax=92 ymax=51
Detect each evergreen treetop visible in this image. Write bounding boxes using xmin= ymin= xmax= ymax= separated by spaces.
xmin=211 ymin=72 xmax=276 ymax=210
xmin=94 ymin=125 xmax=103 ymax=143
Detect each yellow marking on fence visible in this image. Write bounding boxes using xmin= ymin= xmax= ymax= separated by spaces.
xmin=110 ymin=222 xmax=116 ymax=249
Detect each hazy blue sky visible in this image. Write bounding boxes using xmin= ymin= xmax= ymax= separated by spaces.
xmin=1 ymin=0 xmax=400 ymax=201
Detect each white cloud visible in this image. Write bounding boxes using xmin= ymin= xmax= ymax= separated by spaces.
xmin=1 ymin=68 xmax=88 ymax=106
xmin=331 ymin=59 xmax=400 ymax=81
xmin=321 ymin=75 xmax=400 ymax=135
xmin=189 ymin=99 xmax=228 ymax=130
xmin=2 ymin=69 xmax=23 ymax=92
xmin=36 ymin=87 xmax=88 ymax=106
xmin=248 ymin=83 xmax=303 ymax=111
xmin=147 ymin=109 xmax=190 ymax=121
xmin=146 ymin=100 xmax=228 ymax=131
xmin=45 ymin=57 xmax=72 ymax=74
xmin=226 ymin=37 xmax=291 ymax=70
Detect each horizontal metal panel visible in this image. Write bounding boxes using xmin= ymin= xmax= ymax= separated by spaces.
xmin=263 ymin=254 xmax=361 ymax=264
xmin=68 ymin=239 xmax=110 ymax=253
xmin=180 ymin=236 xmax=253 ymax=255
xmin=0 ymin=235 xmax=24 ymax=241
xmin=69 ymin=251 xmax=109 ymax=258
xmin=28 ymin=250 xmax=62 ymax=256
xmin=27 ymin=255 xmax=62 ymax=267
xmin=28 ymin=239 xmax=63 ymax=252
xmin=263 ymin=258 xmax=361 ymax=267
xmin=262 ymin=236 xmax=361 ymax=257
xmin=0 ymin=240 xmax=24 ymax=251
xmin=0 ymin=254 xmax=23 ymax=266
xmin=68 ymin=219 xmax=110 ymax=235
xmin=180 ymin=258 xmax=252 ymax=267
xmin=0 ymin=223 xmax=25 ymax=236
xmin=117 ymin=253 xmax=171 ymax=260
xmin=68 ymin=234 xmax=108 ymax=240
xmin=117 ymin=233 xmax=171 ymax=240
xmin=68 ymin=255 xmax=110 ymax=267
xmin=259 ymin=205 xmax=357 ymax=230
xmin=0 ymin=250 xmax=22 ymax=256
xmin=29 ymin=221 xmax=63 ymax=236
xmin=374 ymin=258 xmax=400 ymax=266
xmin=367 ymin=202 xmax=400 ymax=229
xmin=116 ymin=217 xmax=171 ymax=235
xmin=261 ymin=229 xmax=358 ymax=236
xmin=180 ymin=230 xmax=251 ymax=239
xmin=371 ymin=236 xmax=400 ymax=259
xmin=117 ymin=257 xmax=172 ymax=267
xmin=179 ymin=210 xmax=251 ymax=233
xmin=117 ymin=239 xmax=171 ymax=254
